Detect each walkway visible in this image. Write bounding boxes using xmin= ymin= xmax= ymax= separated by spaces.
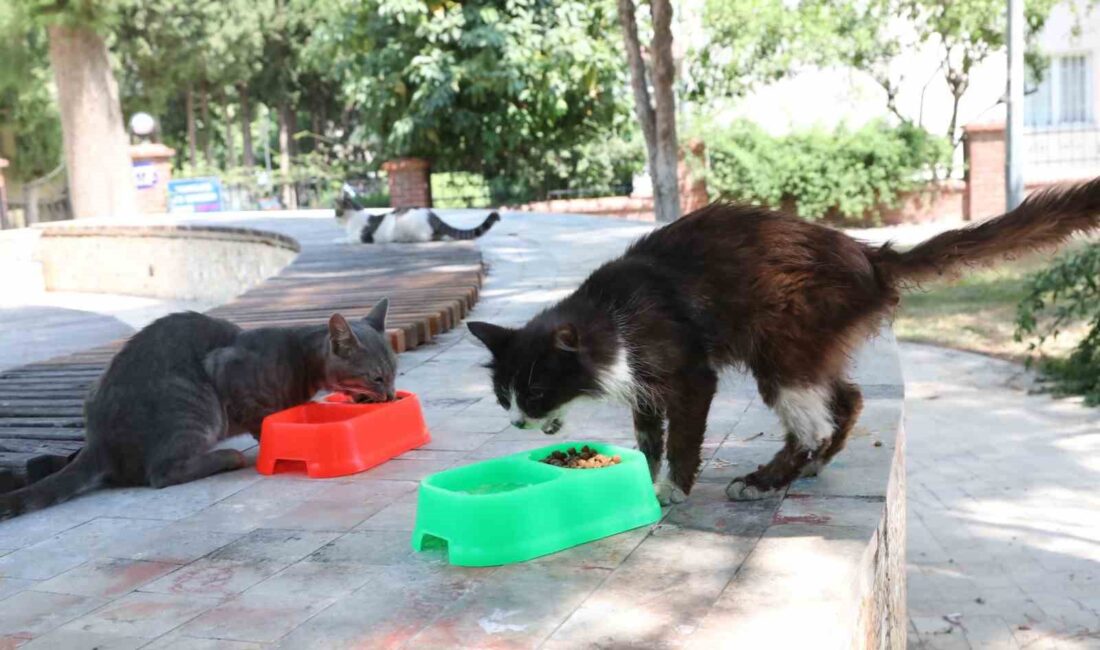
xmin=903 ymin=343 xmax=1100 ymax=649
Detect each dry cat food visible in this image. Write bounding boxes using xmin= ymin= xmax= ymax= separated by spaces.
xmin=541 ymin=445 xmax=622 ymax=469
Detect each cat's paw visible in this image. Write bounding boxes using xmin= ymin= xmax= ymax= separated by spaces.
xmin=655 ymin=477 xmax=688 ymax=506
xmin=725 ymin=477 xmax=781 ymax=501
xmin=799 ymin=459 xmax=823 ymax=478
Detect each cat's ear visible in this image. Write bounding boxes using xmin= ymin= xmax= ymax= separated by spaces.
xmin=364 ymin=298 xmax=389 ymax=333
xmin=554 ymin=323 xmax=580 ymax=353
xmin=467 ymin=321 xmax=513 ymax=356
xmin=328 ymin=313 xmax=362 ymax=355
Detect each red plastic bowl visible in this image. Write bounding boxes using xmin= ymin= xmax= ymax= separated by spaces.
xmin=256 ymin=390 xmax=430 ymax=478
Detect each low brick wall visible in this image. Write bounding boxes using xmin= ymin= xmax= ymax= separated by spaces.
xmin=34 ymin=224 xmax=299 ymax=304
xmin=513 ymin=182 xmax=965 ymax=227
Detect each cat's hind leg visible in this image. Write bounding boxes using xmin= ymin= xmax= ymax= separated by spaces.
xmin=149 ymin=449 xmax=247 ymax=489
xmin=799 ymin=379 xmax=863 ymax=477
xmin=726 ymin=381 xmax=835 ymax=501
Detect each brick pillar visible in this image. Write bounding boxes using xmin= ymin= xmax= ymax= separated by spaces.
xmin=678 ymin=139 xmax=709 ymax=215
xmin=962 ymin=122 xmax=1006 ymax=221
xmin=129 ymin=142 xmax=177 ymax=214
xmin=382 ymin=158 xmax=432 ymax=208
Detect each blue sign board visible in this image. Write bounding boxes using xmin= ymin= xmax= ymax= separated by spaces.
xmin=167 ymin=177 xmax=223 ymax=213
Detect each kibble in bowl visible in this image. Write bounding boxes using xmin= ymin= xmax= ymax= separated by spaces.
xmin=541 ymin=445 xmax=621 ymax=469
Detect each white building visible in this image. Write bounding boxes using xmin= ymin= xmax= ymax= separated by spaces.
xmin=697 ymin=0 xmax=1099 ymax=183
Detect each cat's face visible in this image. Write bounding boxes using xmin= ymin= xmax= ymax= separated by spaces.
xmin=467 ymin=320 xmax=601 ymax=434
xmin=325 ymin=299 xmax=397 ymax=403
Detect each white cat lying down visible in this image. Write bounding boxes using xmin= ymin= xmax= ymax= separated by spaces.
xmin=335 ymin=206 xmax=501 ymax=244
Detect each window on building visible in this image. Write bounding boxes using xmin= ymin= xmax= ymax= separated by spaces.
xmin=1026 ymin=54 xmax=1094 ymax=128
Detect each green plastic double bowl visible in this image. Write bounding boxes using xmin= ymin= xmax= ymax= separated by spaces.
xmin=411 ymin=441 xmax=661 ymax=566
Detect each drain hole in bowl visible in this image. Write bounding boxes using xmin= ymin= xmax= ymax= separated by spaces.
xmin=272 ymin=459 xmax=307 ymax=474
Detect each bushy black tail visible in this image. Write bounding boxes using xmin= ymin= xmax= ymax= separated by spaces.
xmin=870 ymin=177 xmax=1100 ymax=285
xmin=0 ymin=449 xmax=105 ymax=520
xmin=429 ymin=211 xmax=501 ymax=240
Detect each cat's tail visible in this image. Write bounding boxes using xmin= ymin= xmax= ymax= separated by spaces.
xmin=0 ymin=448 xmax=106 ymax=520
xmin=870 ymin=177 xmax=1100 ymax=285
xmin=428 ymin=211 xmax=501 ymax=240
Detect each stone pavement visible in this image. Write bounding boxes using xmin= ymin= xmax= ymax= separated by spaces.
xmin=0 ymin=211 xmax=905 ymax=648
xmin=0 ymin=293 xmax=213 ymax=372
xmin=903 ymin=343 xmax=1100 ymax=649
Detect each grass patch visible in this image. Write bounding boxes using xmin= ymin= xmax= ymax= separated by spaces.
xmin=895 ymin=248 xmax=1088 ymax=361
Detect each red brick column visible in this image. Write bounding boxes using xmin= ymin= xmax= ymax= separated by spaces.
xmin=129 ymin=143 xmax=176 ymax=214
xmin=962 ymin=122 xmax=1006 ymax=221
xmin=678 ymin=139 xmax=709 ymax=215
xmin=382 ymin=158 xmax=432 ymax=208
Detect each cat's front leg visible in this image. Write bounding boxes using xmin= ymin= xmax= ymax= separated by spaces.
xmin=632 ymin=405 xmax=665 ymax=482
xmin=658 ymin=366 xmax=718 ymax=506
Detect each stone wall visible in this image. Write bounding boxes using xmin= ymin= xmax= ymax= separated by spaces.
xmin=34 ymin=224 xmax=299 ymax=304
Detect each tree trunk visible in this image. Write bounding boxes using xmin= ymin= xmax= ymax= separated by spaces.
xmin=224 ymin=99 xmax=236 ymax=168
xmin=239 ymin=83 xmax=254 ymax=167
xmin=186 ymin=86 xmax=198 ymax=167
xmin=278 ymin=101 xmax=297 ymax=209
xmin=616 ymin=0 xmax=658 ymax=182
xmin=649 ymin=0 xmax=681 ymax=222
xmin=200 ymin=86 xmax=213 ymax=167
xmin=46 ymin=24 xmax=137 ymax=219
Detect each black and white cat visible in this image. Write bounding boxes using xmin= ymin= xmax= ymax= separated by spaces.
xmin=335 ymin=184 xmax=500 ymax=244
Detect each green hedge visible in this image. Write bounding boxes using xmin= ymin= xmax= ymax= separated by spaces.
xmin=1016 ymin=244 xmax=1100 ymax=405
xmin=703 ymin=120 xmax=951 ymax=224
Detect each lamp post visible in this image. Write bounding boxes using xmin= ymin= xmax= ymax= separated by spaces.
xmin=1006 ymin=0 xmax=1025 ymax=210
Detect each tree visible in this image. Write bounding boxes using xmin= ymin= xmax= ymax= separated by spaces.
xmin=15 ymin=0 xmax=136 ymax=218
xmin=617 ymin=0 xmax=680 ymax=222
xmin=317 ymin=0 xmax=629 ymax=200
xmin=0 ymin=3 xmax=62 ymax=183
xmin=820 ymin=0 xmax=1059 ymax=177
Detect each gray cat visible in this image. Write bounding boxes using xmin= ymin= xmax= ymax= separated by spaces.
xmin=0 ymin=299 xmax=396 ymax=520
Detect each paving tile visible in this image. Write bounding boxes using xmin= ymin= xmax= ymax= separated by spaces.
xmin=546 ymin=525 xmax=755 ymax=647
xmin=306 ymin=530 xmax=413 ymax=566
xmin=0 ymin=506 xmax=94 ymax=549
xmin=35 ymin=559 xmax=178 ymax=599
xmin=0 ymin=541 xmax=90 ymax=581
xmin=408 ymin=562 xmax=610 ymax=648
xmin=353 ymin=493 xmax=418 ymax=532
xmin=355 ymin=459 xmax=456 ymax=481
xmin=207 ymin=529 xmax=339 ymax=564
xmin=175 ymin=592 xmax=332 ymax=644
xmin=271 ymin=564 xmax=494 ymax=649
xmin=243 ymin=561 xmax=377 ymax=602
xmin=0 ymin=591 xmax=104 ymax=639
xmin=140 ymin=560 xmax=286 ymax=598
xmin=60 ymin=592 xmax=219 ymax=639
xmin=104 ymin=524 xmax=243 ymax=564
xmin=142 ymin=633 xmax=263 ymax=649
xmin=309 ymin=479 xmax=419 ymax=504
xmin=0 ymin=577 xmax=36 ymax=602
xmin=19 ymin=630 xmax=147 ymax=650
xmin=261 ymin=500 xmax=379 ymax=532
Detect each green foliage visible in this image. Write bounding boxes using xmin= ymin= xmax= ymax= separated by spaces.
xmin=687 ymin=0 xmax=849 ymax=100
xmin=432 ymin=172 xmax=492 ymax=208
xmin=1015 ymin=244 xmax=1100 ymax=405
xmin=0 ymin=3 xmax=62 ymax=181
xmin=703 ymin=120 xmax=951 ymax=223
xmin=317 ymin=0 xmax=631 ymax=186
